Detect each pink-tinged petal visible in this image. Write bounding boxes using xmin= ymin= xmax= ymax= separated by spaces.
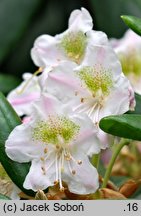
xmin=45 ymin=61 xmax=85 ymax=103
xmin=31 ymin=92 xmax=75 ymax=121
xmin=99 ymin=76 xmax=134 ymax=119
xmin=38 ymin=66 xmax=52 ymax=89
xmin=23 ymin=156 xmax=56 ymax=191
xmin=97 ymin=129 xmax=114 ymax=149
xmin=63 ymin=153 xmax=99 ymax=194
xmin=68 ymin=7 xmax=93 ymax=32
xmin=128 ymin=85 xmax=136 ymax=111
xmin=7 ymin=73 xmax=41 ymax=116
xmin=82 ymin=45 xmax=122 ymax=78
xmin=87 ymin=30 xmax=109 ymax=46
xmin=5 ymin=123 xmax=44 ymax=163
xmin=70 ymin=113 xmax=100 ymax=155
xmin=31 ymin=35 xmax=65 ymax=67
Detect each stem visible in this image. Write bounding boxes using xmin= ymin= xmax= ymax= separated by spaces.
xmin=91 ymin=153 xmax=100 ymax=169
xmin=101 ymin=139 xmax=130 ymax=188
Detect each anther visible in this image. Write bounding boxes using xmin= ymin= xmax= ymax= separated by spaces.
xmin=41 ymin=166 xmax=46 ymax=175
xmin=72 ymin=170 xmax=76 ymax=175
xmin=40 ymin=157 xmax=45 ymax=161
xmin=77 ymin=160 xmax=82 ymax=165
xmin=44 ymin=148 xmax=48 ymax=154
xmin=81 ymin=98 xmax=84 ymax=103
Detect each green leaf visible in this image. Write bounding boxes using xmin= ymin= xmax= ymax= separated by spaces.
xmin=0 ymin=73 xmax=20 ymax=94
xmin=127 ymin=93 xmax=141 ymax=114
xmin=0 ymin=193 xmax=11 ymax=200
xmin=121 ymin=15 xmax=141 ymax=36
xmin=0 ymin=92 xmax=34 ymax=196
xmin=99 ymin=114 xmax=141 ymax=141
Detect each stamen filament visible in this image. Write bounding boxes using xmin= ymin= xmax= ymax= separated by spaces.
xmin=17 ymin=67 xmax=43 ymax=94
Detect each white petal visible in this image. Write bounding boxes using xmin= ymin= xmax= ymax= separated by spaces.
xmin=87 ymin=30 xmax=109 ymax=46
xmin=44 ymin=61 xmax=83 ymax=103
xmin=99 ymin=76 xmax=134 ymax=119
xmin=63 ymin=153 xmax=99 ymax=194
xmin=31 ymin=35 xmax=65 ymax=67
xmin=5 ymin=123 xmax=44 ymax=163
xmin=7 ymin=73 xmax=40 ymax=116
xmin=97 ymin=129 xmax=114 ymax=149
xmin=23 ymin=155 xmax=56 ymax=191
xmin=82 ymin=44 xmax=122 ymax=78
xmin=68 ymin=7 xmax=93 ymax=32
xmin=31 ymin=92 xmax=70 ymax=120
xmin=70 ymin=113 xmax=100 ymax=155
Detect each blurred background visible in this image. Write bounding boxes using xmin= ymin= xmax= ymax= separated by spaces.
xmin=0 ymin=0 xmax=141 ymax=94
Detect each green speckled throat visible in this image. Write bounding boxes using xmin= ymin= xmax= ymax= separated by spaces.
xmin=119 ymin=50 xmax=141 ymax=77
xmin=32 ymin=115 xmax=80 ymax=145
xmin=61 ymin=31 xmax=87 ymax=63
xmin=78 ymin=66 xmax=113 ymax=96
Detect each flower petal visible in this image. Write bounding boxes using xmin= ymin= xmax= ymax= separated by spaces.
xmin=31 ymin=92 xmax=72 ymax=120
xmin=7 ymin=73 xmax=41 ymax=116
xmin=63 ymin=152 xmax=99 ymax=194
xmin=68 ymin=7 xmax=93 ymax=32
xmin=31 ymin=35 xmax=65 ymax=67
xmin=23 ymin=155 xmax=56 ymax=191
xmin=70 ymin=113 xmax=100 ymax=155
xmin=82 ymin=44 xmax=122 ymax=77
xmin=5 ymin=123 xmax=44 ymax=163
xmin=44 ymin=61 xmax=83 ymax=103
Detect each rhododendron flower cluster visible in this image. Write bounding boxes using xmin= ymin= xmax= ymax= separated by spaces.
xmin=5 ymin=8 xmax=135 ymax=195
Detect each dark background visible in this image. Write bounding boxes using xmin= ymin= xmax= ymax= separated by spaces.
xmin=0 ymin=0 xmax=141 ymax=94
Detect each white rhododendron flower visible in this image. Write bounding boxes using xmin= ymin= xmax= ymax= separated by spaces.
xmin=6 ymin=93 xmax=100 ymax=194
xmin=31 ymin=7 xmax=93 ymax=67
xmin=43 ymin=46 xmax=135 ymax=148
xmin=7 ymin=73 xmax=41 ymax=116
xmin=44 ymin=48 xmax=135 ymax=122
xmin=110 ymin=29 xmax=141 ymax=94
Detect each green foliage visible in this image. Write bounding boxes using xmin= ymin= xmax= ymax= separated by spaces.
xmin=99 ymin=114 xmax=141 ymax=141
xmin=0 ymin=92 xmax=35 ymax=196
xmin=121 ymin=15 xmax=141 ymax=36
xmin=0 ymin=73 xmax=20 ymax=94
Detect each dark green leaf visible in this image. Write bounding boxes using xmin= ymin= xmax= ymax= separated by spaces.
xmin=0 ymin=193 xmax=11 ymax=200
xmin=99 ymin=114 xmax=141 ymax=141
xmin=121 ymin=15 xmax=141 ymax=36
xmin=127 ymin=93 xmax=141 ymax=114
xmin=0 ymin=92 xmax=34 ymax=196
xmin=0 ymin=73 xmax=20 ymax=94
